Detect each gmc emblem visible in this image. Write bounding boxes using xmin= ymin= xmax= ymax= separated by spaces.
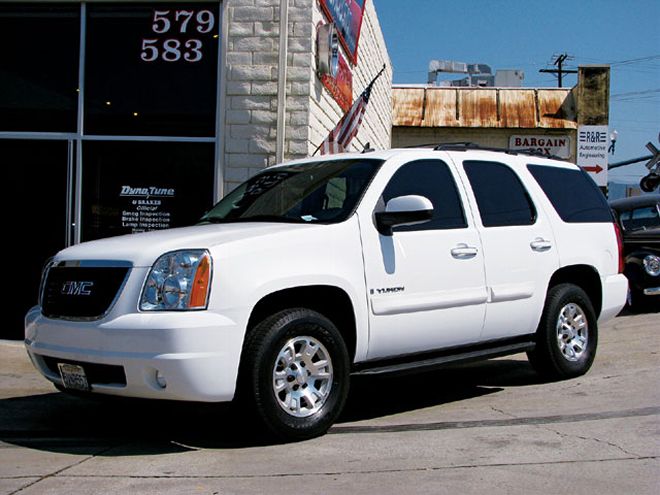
xmin=61 ymin=281 xmax=94 ymax=296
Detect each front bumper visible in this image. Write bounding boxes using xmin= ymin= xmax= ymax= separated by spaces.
xmin=24 ymin=306 xmax=245 ymax=402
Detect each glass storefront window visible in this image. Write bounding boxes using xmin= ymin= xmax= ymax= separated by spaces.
xmin=84 ymin=3 xmax=220 ymax=137
xmin=81 ymin=141 xmax=215 ymax=241
xmin=0 ymin=4 xmax=80 ymax=132
xmin=2 ymin=3 xmax=222 ymax=339
xmin=6 ymin=140 xmax=69 ymax=339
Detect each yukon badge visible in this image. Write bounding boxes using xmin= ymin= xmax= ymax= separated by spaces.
xmin=370 ymin=286 xmax=405 ymax=295
xmin=61 ymin=281 xmax=94 ymax=296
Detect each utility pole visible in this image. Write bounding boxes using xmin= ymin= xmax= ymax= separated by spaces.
xmin=539 ymin=53 xmax=578 ymax=88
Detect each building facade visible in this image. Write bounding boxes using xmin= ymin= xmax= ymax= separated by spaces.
xmin=1 ymin=0 xmax=391 ymax=338
xmin=392 ymin=66 xmax=611 ymax=167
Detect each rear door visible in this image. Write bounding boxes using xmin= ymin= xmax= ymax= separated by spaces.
xmin=459 ymin=158 xmax=560 ymax=340
xmin=358 ymin=156 xmax=488 ymax=360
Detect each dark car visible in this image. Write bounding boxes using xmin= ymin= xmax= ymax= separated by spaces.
xmin=609 ymin=195 xmax=660 ymax=311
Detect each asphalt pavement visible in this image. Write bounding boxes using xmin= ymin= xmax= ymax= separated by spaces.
xmin=1 ymin=311 xmax=658 ymax=494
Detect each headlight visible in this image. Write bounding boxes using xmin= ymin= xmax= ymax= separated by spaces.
xmin=643 ymin=254 xmax=660 ymax=277
xmin=140 ymin=250 xmax=212 ymax=311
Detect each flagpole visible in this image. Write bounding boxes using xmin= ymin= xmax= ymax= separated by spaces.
xmin=312 ymin=64 xmax=387 ymax=156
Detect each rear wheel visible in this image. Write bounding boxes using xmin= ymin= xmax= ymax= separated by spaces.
xmin=527 ymin=283 xmax=598 ymax=380
xmin=238 ymin=308 xmax=350 ymax=441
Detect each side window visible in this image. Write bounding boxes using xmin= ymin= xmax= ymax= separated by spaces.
xmin=382 ymin=159 xmax=467 ymax=231
xmin=527 ymin=164 xmax=613 ymax=223
xmin=464 ymin=160 xmax=536 ymax=227
xmin=626 ymin=206 xmax=660 ymax=231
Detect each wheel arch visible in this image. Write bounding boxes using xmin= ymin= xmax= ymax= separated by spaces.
xmin=246 ymin=285 xmax=358 ymax=362
xmin=548 ymin=265 xmax=603 ymax=316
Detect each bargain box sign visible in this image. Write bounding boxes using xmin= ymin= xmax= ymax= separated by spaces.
xmin=320 ymin=0 xmax=366 ymax=65
xmin=509 ymin=135 xmax=571 ymax=159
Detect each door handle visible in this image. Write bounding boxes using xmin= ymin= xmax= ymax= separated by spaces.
xmin=451 ymin=244 xmax=478 ymax=259
xmin=530 ymin=238 xmax=552 ymax=252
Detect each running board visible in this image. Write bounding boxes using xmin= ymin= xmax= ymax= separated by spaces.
xmin=352 ymin=341 xmax=535 ymax=377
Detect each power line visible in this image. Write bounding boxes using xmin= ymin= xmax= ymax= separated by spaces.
xmin=611 ymin=88 xmax=660 ymax=98
xmin=538 ymin=53 xmax=578 ymax=88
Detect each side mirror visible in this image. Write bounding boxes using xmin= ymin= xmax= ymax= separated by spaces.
xmin=375 ymin=195 xmax=434 ymax=236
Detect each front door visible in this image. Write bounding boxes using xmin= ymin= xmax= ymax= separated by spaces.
xmin=358 ymin=158 xmax=488 ymax=360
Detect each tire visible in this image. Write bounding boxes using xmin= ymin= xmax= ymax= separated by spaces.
xmin=527 ymin=283 xmax=598 ymax=380
xmin=238 ymin=308 xmax=350 ymax=441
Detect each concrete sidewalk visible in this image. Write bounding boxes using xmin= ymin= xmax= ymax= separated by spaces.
xmin=1 ymin=312 xmax=658 ymax=494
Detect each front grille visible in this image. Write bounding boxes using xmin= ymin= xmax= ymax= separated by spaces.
xmin=41 ymin=356 xmax=127 ymax=386
xmin=41 ymin=265 xmax=130 ymax=319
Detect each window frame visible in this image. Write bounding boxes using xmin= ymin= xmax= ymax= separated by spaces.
xmin=0 ymin=2 xmax=224 ymax=244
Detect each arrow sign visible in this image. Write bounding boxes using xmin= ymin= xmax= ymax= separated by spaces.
xmin=577 ymin=125 xmax=609 ymax=187
xmin=581 ymin=165 xmax=603 ymax=174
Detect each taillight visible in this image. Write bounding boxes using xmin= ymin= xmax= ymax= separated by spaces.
xmin=613 ymin=222 xmax=624 ymax=274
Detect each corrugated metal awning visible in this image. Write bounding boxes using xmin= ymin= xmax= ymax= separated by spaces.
xmin=392 ymin=86 xmax=577 ymax=129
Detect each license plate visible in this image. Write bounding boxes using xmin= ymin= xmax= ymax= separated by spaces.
xmin=57 ymin=363 xmax=90 ymax=391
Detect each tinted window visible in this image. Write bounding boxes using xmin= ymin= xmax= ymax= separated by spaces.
xmin=0 ymin=4 xmax=80 ymax=132
xmin=382 ymin=160 xmax=467 ymax=231
xmin=82 ymin=141 xmax=215 ymax=241
xmin=85 ymin=3 xmax=219 ymax=136
xmin=527 ymin=165 xmax=613 ymax=223
xmin=464 ymin=161 xmax=536 ymax=227
xmin=619 ymin=205 xmax=659 ymax=231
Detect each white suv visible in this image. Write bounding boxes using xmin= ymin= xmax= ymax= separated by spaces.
xmin=25 ymin=146 xmax=628 ymax=440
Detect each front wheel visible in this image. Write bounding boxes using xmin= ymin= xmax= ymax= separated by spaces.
xmin=527 ymin=283 xmax=598 ymax=380
xmin=238 ymin=308 xmax=350 ymax=441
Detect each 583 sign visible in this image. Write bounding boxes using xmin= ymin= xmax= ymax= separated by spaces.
xmin=141 ymin=9 xmax=216 ymax=63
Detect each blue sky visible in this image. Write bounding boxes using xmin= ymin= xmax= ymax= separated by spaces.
xmin=374 ymin=0 xmax=660 ymax=184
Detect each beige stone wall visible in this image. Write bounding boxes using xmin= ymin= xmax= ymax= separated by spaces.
xmin=222 ymin=0 xmax=392 ymax=193
xmin=308 ymin=0 xmax=392 ymax=155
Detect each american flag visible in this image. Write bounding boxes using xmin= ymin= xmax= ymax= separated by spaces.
xmin=318 ymin=66 xmax=385 ymax=155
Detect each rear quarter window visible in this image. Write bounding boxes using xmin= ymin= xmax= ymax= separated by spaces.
xmin=527 ymin=164 xmax=613 ymax=223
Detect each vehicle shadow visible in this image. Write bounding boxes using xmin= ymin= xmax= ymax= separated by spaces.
xmin=0 ymin=357 xmax=541 ymax=455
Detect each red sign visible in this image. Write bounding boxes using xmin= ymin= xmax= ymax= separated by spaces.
xmin=321 ymin=54 xmax=353 ymax=112
xmin=320 ymin=0 xmax=366 ymax=65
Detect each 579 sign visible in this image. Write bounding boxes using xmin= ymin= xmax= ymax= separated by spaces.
xmin=140 ymin=9 xmax=216 ymax=63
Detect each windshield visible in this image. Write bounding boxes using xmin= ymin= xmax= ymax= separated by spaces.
xmin=199 ymin=158 xmax=383 ymax=225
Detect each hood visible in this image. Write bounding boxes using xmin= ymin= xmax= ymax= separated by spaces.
xmin=56 ymin=222 xmax=320 ymax=267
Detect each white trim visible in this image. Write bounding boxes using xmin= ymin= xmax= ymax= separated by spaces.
xmin=0 ymin=133 xmax=77 ymax=140
xmin=81 ymin=135 xmax=215 ymax=142
xmin=66 ymin=140 xmax=74 ymax=247
xmin=74 ymin=2 xmax=87 ymax=244
xmin=0 ymin=133 xmax=214 ymax=143
xmin=275 ymin=0 xmax=289 ymax=163
xmin=214 ymin=1 xmax=228 ymax=201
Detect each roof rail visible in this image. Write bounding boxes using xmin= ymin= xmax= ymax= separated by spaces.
xmin=403 ymin=142 xmax=565 ymax=160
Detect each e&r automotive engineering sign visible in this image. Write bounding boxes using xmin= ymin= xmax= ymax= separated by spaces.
xmin=577 ymin=125 xmax=609 ymax=187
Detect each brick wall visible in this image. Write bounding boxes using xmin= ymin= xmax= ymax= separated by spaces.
xmin=223 ymin=0 xmax=392 ymax=193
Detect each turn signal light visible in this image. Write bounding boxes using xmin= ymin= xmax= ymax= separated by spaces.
xmin=190 ymin=253 xmax=211 ymax=308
